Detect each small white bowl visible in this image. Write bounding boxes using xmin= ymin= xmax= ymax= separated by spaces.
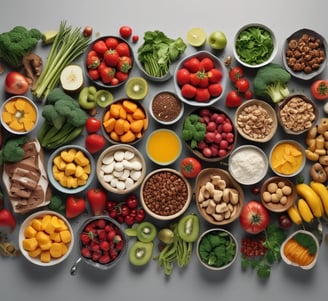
xmin=149 ymin=91 xmax=184 ymax=125
xmin=0 ymin=95 xmax=39 ymax=135
xmin=19 ymin=210 xmax=74 ymax=267
xmin=281 ymin=230 xmax=319 ymax=270
xmin=97 ymin=144 xmax=146 ymax=194
xmin=196 ymin=228 xmax=238 ymax=271
xmin=228 ymin=145 xmax=268 ymax=185
xmin=146 ymin=129 xmax=182 ymax=166
xmin=47 ymin=145 xmax=95 ymax=194
xmin=233 ymin=23 xmax=278 ymax=68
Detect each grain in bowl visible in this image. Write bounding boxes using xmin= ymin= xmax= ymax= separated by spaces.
xmin=140 ymin=168 xmax=192 ymax=221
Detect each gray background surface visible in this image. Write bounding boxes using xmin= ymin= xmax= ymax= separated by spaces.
xmin=1 ymin=0 xmax=328 ymax=300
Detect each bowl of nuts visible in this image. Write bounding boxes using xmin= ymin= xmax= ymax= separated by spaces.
xmin=234 ymin=99 xmax=278 ymax=143
xmin=277 ymin=94 xmax=318 ymax=135
xmin=283 ymin=28 xmax=327 ymax=80
xmin=195 ymin=168 xmax=244 ymax=225
xmin=140 ymin=168 xmax=192 ymax=221
xmin=260 ymin=176 xmax=296 ymax=212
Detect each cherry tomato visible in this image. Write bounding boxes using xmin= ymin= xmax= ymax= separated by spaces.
xmin=124 ymin=215 xmax=135 ymax=226
xmin=225 ymin=90 xmax=242 ymax=107
xmin=243 ymin=90 xmax=253 ymax=100
xmin=126 ymin=194 xmax=138 ymax=209
xmin=252 ymin=187 xmax=261 ymax=195
xmin=119 ymin=25 xmax=132 ymax=39
xmin=311 ymin=79 xmax=328 ymax=100
xmin=135 ymin=208 xmax=145 ymax=223
xmin=229 ymin=66 xmax=244 ymax=82
xmin=85 ymin=117 xmax=101 ymax=133
xmin=235 ymin=78 xmax=250 ymax=93
xmin=120 ymin=204 xmax=130 ymax=217
xmin=180 ymin=157 xmax=202 ymax=178
xmin=132 ymin=35 xmax=139 ymax=43
xmin=239 ymin=200 xmax=270 ymax=234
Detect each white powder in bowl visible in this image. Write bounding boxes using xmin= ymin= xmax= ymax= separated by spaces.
xmin=229 ymin=146 xmax=268 ymax=185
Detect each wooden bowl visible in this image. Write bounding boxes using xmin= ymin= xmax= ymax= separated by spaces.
xmin=195 ymin=168 xmax=244 ymax=225
xmin=234 ymin=99 xmax=278 ymax=143
xmin=260 ymin=176 xmax=296 ymax=212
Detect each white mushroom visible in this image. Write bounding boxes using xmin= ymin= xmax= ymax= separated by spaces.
xmin=113 ymin=151 xmax=125 ymax=161
xmin=102 ymin=154 xmax=114 ymax=165
xmin=124 ymin=150 xmax=135 ymax=160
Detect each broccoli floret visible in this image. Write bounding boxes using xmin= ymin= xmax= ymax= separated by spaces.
xmin=0 ymin=26 xmax=42 ymax=67
xmin=0 ymin=137 xmax=27 ymax=164
xmin=253 ymin=63 xmax=291 ymax=103
xmin=182 ymin=129 xmax=193 ymax=141
xmin=42 ymin=104 xmax=66 ymax=130
xmin=54 ymin=99 xmax=88 ymax=127
xmin=181 ymin=114 xmax=206 ymax=149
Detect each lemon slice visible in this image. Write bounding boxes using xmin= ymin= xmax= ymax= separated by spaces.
xmin=186 ymin=28 xmax=207 ymax=47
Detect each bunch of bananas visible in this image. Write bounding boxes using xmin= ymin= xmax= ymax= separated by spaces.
xmin=287 ymin=181 xmax=328 ymax=225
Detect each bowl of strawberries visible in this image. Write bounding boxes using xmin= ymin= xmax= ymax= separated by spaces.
xmin=78 ymin=216 xmax=127 ymax=270
xmin=174 ymin=51 xmax=227 ymax=107
xmin=85 ymin=36 xmax=134 ymax=88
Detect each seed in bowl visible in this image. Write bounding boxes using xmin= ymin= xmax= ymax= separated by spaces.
xmin=52 ymin=148 xmax=91 ymax=188
xmin=99 ymin=149 xmax=143 ymax=191
xmin=22 ymin=214 xmax=71 ymax=263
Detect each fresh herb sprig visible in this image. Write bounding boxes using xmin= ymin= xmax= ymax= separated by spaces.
xmin=241 ymin=224 xmax=287 ymax=279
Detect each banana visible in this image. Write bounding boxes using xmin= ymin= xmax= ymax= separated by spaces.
xmin=310 ymin=181 xmax=328 ymax=216
xmin=296 ymin=183 xmax=324 ymax=218
xmin=287 ymin=205 xmax=302 ymax=225
xmin=297 ymin=198 xmax=314 ymax=223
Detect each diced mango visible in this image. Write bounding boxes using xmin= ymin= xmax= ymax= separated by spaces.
xmin=24 ymin=225 xmax=37 ymax=238
xmin=31 ymin=219 xmax=42 ymax=231
xmin=49 ymin=232 xmax=61 ymax=243
xmin=60 ymin=230 xmax=72 ymax=244
xmin=22 ymin=237 xmax=38 ymax=251
xmin=65 ymin=162 xmax=77 ymax=176
xmin=74 ymin=151 xmax=89 ymax=166
xmin=28 ymin=247 xmax=41 ymax=258
xmin=36 ymin=231 xmax=50 ymax=244
xmin=53 ymin=156 xmax=66 ymax=170
xmin=4 ymin=101 xmax=16 ymax=114
xmin=109 ymin=103 xmax=121 ymax=118
xmin=122 ymin=100 xmax=137 ymax=113
xmin=59 ymin=242 xmax=68 ymax=255
xmin=40 ymin=251 xmax=51 ymax=263
xmin=49 ymin=243 xmax=63 ymax=258
xmin=75 ymin=165 xmax=84 ymax=178
xmin=39 ymin=240 xmax=52 ymax=251
xmin=132 ymin=107 xmax=146 ymax=120
xmin=9 ymin=119 xmax=24 ymax=131
xmin=2 ymin=111 xmax=13 ymax=123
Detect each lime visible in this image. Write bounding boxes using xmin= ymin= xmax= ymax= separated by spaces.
xmin=186 ymin=28 xmax=207 ymax=47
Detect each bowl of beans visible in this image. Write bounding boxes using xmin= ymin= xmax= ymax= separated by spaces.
xmin=277 ymin=94 xmax=318 ymax=135
xmin=283 ymin=28 xmax=327 ymax=80
xmin=140 ymin=168 xmax=192 ymax=221
xmin=149 ymin=91 xmax=184 ymax=125
xmin=234 ymin=99 xmax=278 ymax=143
xmin=260 ymin=176 xmax=296 ymax=212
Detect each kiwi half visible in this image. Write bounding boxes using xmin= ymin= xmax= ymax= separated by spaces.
xmin=125 ymin=77 xmax=149 ymax=100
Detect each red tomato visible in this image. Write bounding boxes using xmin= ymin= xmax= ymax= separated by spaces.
xmin=207 ymin=68 xmax=223 ymax=83
xmin=183 ymin=57 xmax=201 ymax=73
xmin=66 ymin=196 xmax=86 ymax=219
xmin=87 ymin=188 xmax=107 ymax=215
xmin=176 ymin=68 xmax=191 ymax=86
xmin=180 ymin=157 xmax=202 ymax=178
xmin=235 ymin=78 xmax=250 ymax=93
xmin=199 ymin=57 xmax=214 ymax=71
xmin=115 ymin=42 xmax=131 ymax=57
xmin=85 ymin=117 xmax=101 ymax=133
xmin=181 ymin=84 xmax=197 ymax=99
xmin=225 ymin=90 xmax=242 ymax=107
xmin=243 ymin=90 xmax=253 ymax=100
xmin=132 ymin=35 xmax=139 ymax=43
xmin=126 ymin=194 xmax=138 ymax=209
xmin=240 ymin=200 xmax=270 ymax=234
xmin=85 ymin=133 xmax=106 ymax=154
xmin=311 ymin=79 xmax=328 ymax=100
xmin=0 ymin=208 xmax=16 ymax=232
xmin=208 ymin=83 xmax=223 ymax=97
xmin=4 ymin=71 xmax=29 ymax=95
xmin=229 ymin=66 xmax=244 ymax=82
xmin=119 ymin=25 xmax=133 ymax=39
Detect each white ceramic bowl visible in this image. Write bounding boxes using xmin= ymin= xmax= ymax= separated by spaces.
xmin=140 ymin=168 xmax=192 ymax=221
xmin=0 ymin=95 xmax=39 ymax=135
xmin=149 ymin=91 xmax=184 ymax=125
xmin=228 ymin=145 xmax=268 ymax=185
xmin=233 ymin=23 xmax=278 ymax=68
xmin=196 ymin=228 xmax=238 ymax=271
xmin=47 ymin=145 xmax=95 ymax=194
xmin=19 ymin=210 xmax=74 ymax=266
xmin=282 ymin=28 xmax=327 ymax=80
xmin=97 ymin=144 xmax=146 ymax=194
xmin=174 ymin=51 xmax=227 ymax=107
xmin=146 ymin=129 xmax=182 ymax=166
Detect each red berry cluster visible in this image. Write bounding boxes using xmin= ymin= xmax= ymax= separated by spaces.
xmin=106 ymin=194 xmax=146 ymax=226
xmin=240 ymin=236 xmax=267 ymax=258
xmin=80 ymin=218 xmax=125 ymax=265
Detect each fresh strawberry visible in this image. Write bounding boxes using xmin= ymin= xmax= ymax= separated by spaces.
xmin=80 ymin=233 xmax=91 ymax=245
xmin=115 ymin=240 xmax=125 ymax=251
xmin=116 ymin=71 xmax=129 ymax=82
xmin=88 ymin=69 xmax=100 ymax=81
xmin=207 ymin=68 xmax=223 ymax=83
xmin=107 ymin=229 xmax=116 ymax=241
xmin=97 ymin=218 xmax=106 ymax=229
xmin=99 ymin=241 xmax=110 ymax=251
xmin=183 ymin=57 xmax=201 ymax=73
xmin=117 ymin=56 xmax=132 ymax=73
xmin=85 ymin=134 xmax=106 ymax=154
xmin=81 ymin=247 xmax=92 ymax=258
xmin=103 ymin=49 xmax=120 ymax=67
xmin=97 ymin=229 xmax=106 ymax=240
xmin=115 ymin=42 xmax=131 ymax=56
xmin=93 ymin=40 xmax=108 ymax=55
xmin=99 ymin=254 xmax=111 ymax=264
xmin=109 ymin=248 xmax=118 ymax=260
xmin=99 ymin=66 xmax=116 ymax=84
xmin=87 ymin=55 xmax=101 ymax=69
xmin=199 ymin=57 xmax=214 ymax=71
xmin=92 ymin=250 xmax=102 ymax=261
xmin=195 ymin=88 xmax=211 ymax=102
xmin=208 ymin=83 xmax=223 ymax=97
xmin=181 ymin=84 xmax=197 ymax=99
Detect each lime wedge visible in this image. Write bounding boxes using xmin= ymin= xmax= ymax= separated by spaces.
xmin=186 ymin=28 xmax=207 ymax=47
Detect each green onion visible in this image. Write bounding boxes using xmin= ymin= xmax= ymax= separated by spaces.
xmin=32 ymin=21 xmax=90 ymax=100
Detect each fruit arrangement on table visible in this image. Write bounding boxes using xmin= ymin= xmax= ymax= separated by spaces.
xmin=0 ymin=22 xmax=328 ymax=282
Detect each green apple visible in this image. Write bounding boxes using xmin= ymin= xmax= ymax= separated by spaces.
xmin=208 ymin=31 xmax=227 ymax=50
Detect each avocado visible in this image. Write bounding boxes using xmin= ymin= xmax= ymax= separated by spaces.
xmin=136 ymin=221 xmax=157 ymax=243
xmin=129 ymin=241 xmax=153 ymax=266
xmin=125 ymin=77 xmax=149 ymax=100
xmin=95 ymin=89 xmax=113 ymax=108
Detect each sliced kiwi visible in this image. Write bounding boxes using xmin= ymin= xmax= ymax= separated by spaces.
xmin=125 ymin=77 xmax=149 ymax=100
xmin=136 ymin=221 xmax=157 ymax=243
xmin=129 ymin=241 xmax=153 ymax=266
xmin=95 ymin=89 xmax=113 ymax=108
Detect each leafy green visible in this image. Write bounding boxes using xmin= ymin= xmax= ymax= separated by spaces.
xmin=235 ymin=26 xmax=274 ymax=65
xmin=0 ymin=137 xmax=27 ymax=164
xmin=137 ymin=30 xmax=186 ymax=78
xmin=181 ymin=114 xmax=206 ymax=148
xmin=241 ymin=224 xmax=287 ymax=279
xmin=199 ymin=231 xmax=236 ymax=268
xmin=48 ymin=195 xmax=65 ymax=214
xmin=253 ymin=63 xmax=291 ymax=103
xmin=294 ymin=232 xmax=317 ymax=255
